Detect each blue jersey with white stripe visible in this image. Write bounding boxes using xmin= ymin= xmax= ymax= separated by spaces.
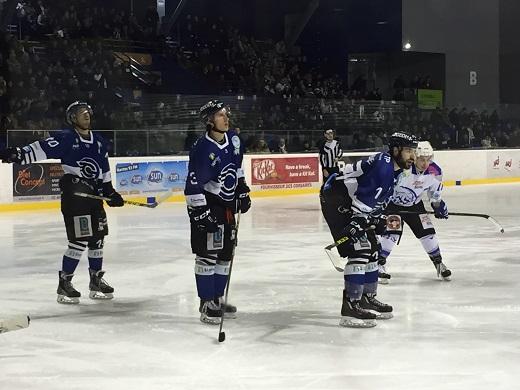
xmin=184 ymin=130 xmax=244 ymax=207
xmin=19 ymin=129 xmax=111 ymax=183
xmin=342 ymin=152 xmax=399 ymax=215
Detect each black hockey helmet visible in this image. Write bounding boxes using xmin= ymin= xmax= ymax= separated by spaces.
xmin=387 ymin=132 xmax=418 ymax=149
xmin=66 ymin=101 xmax=93 ymax=125
xmin=199 ymin=99 xmax=228 ymax=124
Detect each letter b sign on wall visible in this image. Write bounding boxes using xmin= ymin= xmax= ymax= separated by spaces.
xmin=469 ymin=71 xmax=478 ymax=86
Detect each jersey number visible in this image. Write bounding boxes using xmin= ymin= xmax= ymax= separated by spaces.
xmin=374 ymin=187 xmax=383 ymax=199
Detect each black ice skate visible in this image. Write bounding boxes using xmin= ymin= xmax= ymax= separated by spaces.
xmin=88 ymin=269 xmax=114 ymax=300
xmin=432 ymin=260 xmax=452 ymax=281
xmin=340 ymin=290 xmax=377 ymax=328
xmin=360 ymin=294 xmax=394 ymax=319
xmin=217 ymin=297 xmax=237 ymax=319
xmin=57 ymin=271 xmax=81 ymax=304
xmin=199 ymin=300 xmax=223 ymax=325
xmin=378 ymin=263 xmax=391 ymax=285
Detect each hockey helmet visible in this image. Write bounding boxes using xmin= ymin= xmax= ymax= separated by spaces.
xmin=199 ymin=99 xmax=228 ymax=124
xmin=388 ymin=132 xmax=418 ymax=149
xmin=416 ymin=141 xmax=434 ymax=158
xmin=66 ymin=101 xmax=93 ymax=125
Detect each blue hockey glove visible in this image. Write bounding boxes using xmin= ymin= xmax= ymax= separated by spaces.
xmin=431 ymin=200 xmax=448 ymax=219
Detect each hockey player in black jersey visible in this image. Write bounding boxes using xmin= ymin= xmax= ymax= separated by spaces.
xmin=0 ymin=101 xmax=124 ymax=304
xmin=184 ymin=100 xmax=251 ymax=324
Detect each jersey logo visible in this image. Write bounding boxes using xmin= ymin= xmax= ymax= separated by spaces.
xmin=78 ymin=158 xmax=101 ymax=179
xmin=391 ymin=186 xmax=418 ymax=205
xmin=231 ymin=135 xmax=241 ymax=155
xmin=219 ymin=163 xmax=238 ymax=202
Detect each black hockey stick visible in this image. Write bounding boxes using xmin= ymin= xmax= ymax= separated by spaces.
xmin=74 ymin=192 xmax=157 ymax=208
xmin=218 ymin=210 xmax=241 ymax=343
xmin=398 ymin=210 xmax=505 ymax=233
xmin=324 ymin=236 xmax=350 ymax=272
xmin=0 ymin=315 xmax=30 ymax=334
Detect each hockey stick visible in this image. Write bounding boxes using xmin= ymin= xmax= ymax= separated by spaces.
xmin=0 ymin=315 xmax=30 ymax=334
xmin=74 ymin=192 xmax=156 ymax=208
xmin=325 ymin=236 xmax=350 ymax=272
xmin=398 ymin=210 xmax=505 ymax=233
xmin=218 ymin=210 xmax=241 ymax=343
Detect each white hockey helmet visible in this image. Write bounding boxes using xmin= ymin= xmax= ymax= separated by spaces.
xmin=416 ymin=141 xmax=434 ymax=158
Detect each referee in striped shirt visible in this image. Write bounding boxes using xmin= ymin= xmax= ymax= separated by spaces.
xmin=319 ymin=129 xmax=343 ymax=180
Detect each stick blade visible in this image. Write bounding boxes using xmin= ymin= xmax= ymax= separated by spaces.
xmin=218 ymin=332 xmax=226 ymax=342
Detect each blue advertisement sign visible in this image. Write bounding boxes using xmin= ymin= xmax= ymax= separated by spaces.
xmin=115 ymin=161 xmax=188 ymax=195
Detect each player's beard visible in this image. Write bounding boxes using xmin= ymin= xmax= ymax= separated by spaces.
xmin=395 ymin=152 xmax=414 ymax=169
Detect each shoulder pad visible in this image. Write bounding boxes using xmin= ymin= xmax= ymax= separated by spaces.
xmin=426 ymin=161 xmax=442 ymax=176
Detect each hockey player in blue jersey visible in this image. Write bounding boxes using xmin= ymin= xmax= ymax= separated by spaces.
xmin=184 ymin=100 xmax=251 ymax=324
xmin=0 ymin=101 xmax=124 ymax=304
xmin=320 ymin=132 xmax=418 ymax=328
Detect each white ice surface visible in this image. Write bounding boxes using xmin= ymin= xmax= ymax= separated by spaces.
xmin=1 ymin=184 xmax=520 ymax=390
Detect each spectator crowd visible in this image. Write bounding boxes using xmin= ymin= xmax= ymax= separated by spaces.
xmin=1 ymin=1 xmax=520 ymax=156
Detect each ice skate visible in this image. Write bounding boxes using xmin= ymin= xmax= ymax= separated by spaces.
xmin=57 ymin=271 xmax=81 ymax=304
xmin=217 ymin=297 xmax=237 ymax=319
xmin=360 ymin=294 xmax=394 ymax=319
xmin=199 ymin=300 xmax=222 ymax=325
xmin=339 ymin=290 xmax=377 ymax=328
xmin=89 ymin=269 xmax=114 ymax=299
xmin=433 ymin=261 xmax=451 ymax=281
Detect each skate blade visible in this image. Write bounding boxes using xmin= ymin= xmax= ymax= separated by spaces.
xmin=89 ymin=291 xmax=114 ymax=300
xmin=378 ymin=278 xmax=390 ymax=285
xmin=374 ymin=311 xmax=393 ymax=320
xmin=339 ymin=317 xmax=377 ymax=328
xmin=200 ymin=314 xmax=221 ymax=325
xmin=57 ymin=295 xmax=80 ymax=304
xmin=224 ymin=312 xmax=237 ymax=319
xmin=441 ymin=276 xmax=451 ymax=281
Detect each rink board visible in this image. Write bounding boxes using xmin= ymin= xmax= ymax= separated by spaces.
xmin=1 ymin=149 xmax=520 ymax=211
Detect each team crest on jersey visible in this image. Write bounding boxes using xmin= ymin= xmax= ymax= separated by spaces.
xmin=231 ymin=135 xmax=241 ymax=155
xmin=209 ymin=152 xmax=221 ymax=167
xmin=78 ymin=157 xmax=101 ymax=179
xmin=413 ymin=180 xmax=424 ymax=188
xmin=392 ymin=186 xmax=418 ymax=205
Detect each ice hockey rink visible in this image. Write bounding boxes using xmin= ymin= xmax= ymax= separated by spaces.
xmin=1 ymin=183 xmax=519 ymax=390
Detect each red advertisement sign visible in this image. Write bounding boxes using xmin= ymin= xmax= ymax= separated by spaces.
xmin=251 ymin=157 xmax=319 ymax=188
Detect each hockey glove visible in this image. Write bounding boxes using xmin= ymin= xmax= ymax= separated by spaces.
xmin=0 ymin=147 xmax=23 ymax=164
xmin=370 ymin=214 xmax=388 ymax=235
xmin=188 ymin=205 xmax=219 ymax=233
xmin=431 ymin=200 xmax=448 ymax=219
xmin=342 ymin=216 xmax=368 ymax=243
xmin=102 ymin=182 xmax=125 ymax=207
xmin=236 ymin=177 xmax=251 ymax=214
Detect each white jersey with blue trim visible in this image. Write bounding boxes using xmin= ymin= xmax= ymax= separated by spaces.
xmin=184 ymin=130 xmax=244 ymax=207
xmin=391 ymin=161 xmax=443 ymax=206
xmin=340 ymin=152 xmax=400 ymax=215
xmin=18 ymin=129 xmax=111 ymax=183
